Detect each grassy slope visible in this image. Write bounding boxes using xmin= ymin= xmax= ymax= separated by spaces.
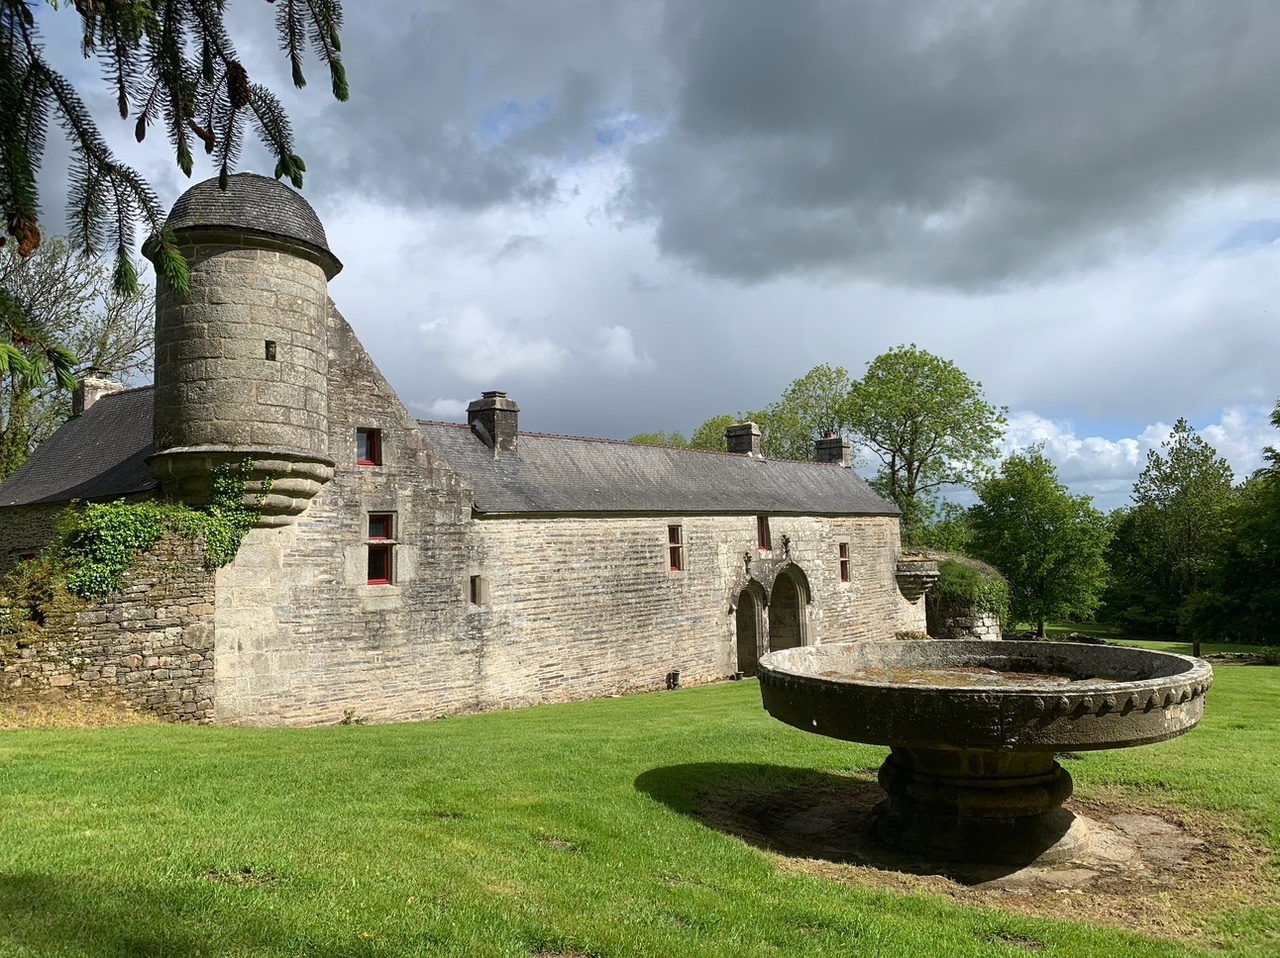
xmin=0 ymin=671 xmax=1277 ymax=958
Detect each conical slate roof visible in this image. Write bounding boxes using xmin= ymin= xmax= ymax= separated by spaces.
xmin=154 ymin=172 xmax=341 ymax=276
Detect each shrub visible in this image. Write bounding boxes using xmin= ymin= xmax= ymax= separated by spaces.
xmin=929 ymin=557 xmax=1010 ymax=630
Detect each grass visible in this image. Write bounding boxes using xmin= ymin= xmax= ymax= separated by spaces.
xmin=1 ymin=669 xmax=1278 ymax=957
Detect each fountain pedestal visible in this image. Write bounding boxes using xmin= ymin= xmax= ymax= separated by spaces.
xmin=875 ymin=746 xmax=1084 ymax=864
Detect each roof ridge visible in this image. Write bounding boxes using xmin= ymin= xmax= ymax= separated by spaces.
xmin=416 ymin=419 xmax=839 ymax=464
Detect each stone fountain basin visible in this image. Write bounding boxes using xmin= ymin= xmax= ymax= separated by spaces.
xmin=758 ymin=641 xmax=1213 ymax=753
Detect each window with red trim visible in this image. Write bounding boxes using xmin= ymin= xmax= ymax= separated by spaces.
xmin=667 ymin=524 xmax=685 ymax=572
xmin=356 ymin=428 xmax=382 ymax=465
xmin=839 ymin=542 xmax=850 ymax=583
xmin=367 ymin=513 xmax=394 ymax=584
xmin=757 ymin=515 xmax=772 ymax=552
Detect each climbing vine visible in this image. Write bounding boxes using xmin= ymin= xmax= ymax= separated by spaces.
xmin=53 ymin=461 xmax=266 ymax=599
xmin=930 ymin=558 xmax=1010 ymax=628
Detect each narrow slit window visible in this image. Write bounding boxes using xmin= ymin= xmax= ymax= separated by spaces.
xmin=469 ymin=575 xmax=482 ymax=605
xmin=264 ymin=340 xmax=277 ymax=361
xmin=367 ymin=513 xmax=394 ymax=585
xmin=757 ymin=515 xmax=772 ymax=552
xmin=667 ymin=524 xmax=685 ymax=572
xmin=356 ymin=428 xmax=382 ymax=466
xmin=839 ymin=542 xmax=850 ymax=583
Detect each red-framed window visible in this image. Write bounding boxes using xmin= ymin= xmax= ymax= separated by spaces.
xmin=356 ymin=428 xmax=382 ymax=466
xmin=839 ymin=542 xmax=850 ymax=583
xmin=367 ymin=513 xmax=394 ymax=584
xmin=668 ymin=524 xmax=685 ymax=572
xmin=757 ymin=515 xmax=772 ymax=552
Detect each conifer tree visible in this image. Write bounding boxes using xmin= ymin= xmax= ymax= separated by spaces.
xmin=0 ymin=1 xmax=347 ymax=295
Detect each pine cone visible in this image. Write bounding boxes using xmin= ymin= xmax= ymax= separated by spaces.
xmin=228 ymin=61 xmax=251 ymax=110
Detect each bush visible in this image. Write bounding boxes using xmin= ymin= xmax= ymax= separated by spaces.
xmin=929 ymin=557 xmax=1010 ymax=629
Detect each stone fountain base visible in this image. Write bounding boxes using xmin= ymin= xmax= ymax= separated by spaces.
xmin=873 ymin=747 xmax=1087 ymax=865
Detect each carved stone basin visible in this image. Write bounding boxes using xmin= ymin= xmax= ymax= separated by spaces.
xmin=758 ymin=641 xmax=1213 ymax=865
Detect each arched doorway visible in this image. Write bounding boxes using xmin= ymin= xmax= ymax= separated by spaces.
xmin=768 ymin=567 xmax=807 ymax=651
xmin=735 ymin=586 xmax=764 ymax=676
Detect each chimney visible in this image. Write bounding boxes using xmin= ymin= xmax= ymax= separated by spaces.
xmin=815 ymin=433 xmax=850 ymax=467
xmin=467 ymin=391 xmax=520 ymax=454
xmin=72 ymin=374 xmax=125 ymax=417
xmin=725 ymin=421 xmax=761 ymax=457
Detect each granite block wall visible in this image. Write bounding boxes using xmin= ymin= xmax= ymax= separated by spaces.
xmin=0 ymin=533 xmax=216 ymax=721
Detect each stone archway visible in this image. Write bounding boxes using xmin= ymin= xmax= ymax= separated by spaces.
xmin=735 ymin=585 xmax=765 ymax=676
xmin=768 ymin=567 xmax=808 ymax=651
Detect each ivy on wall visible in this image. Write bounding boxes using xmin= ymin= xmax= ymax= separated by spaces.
xmin=930 ymin=558 xmax=1010 ymax=629
xmin=2 ymin=462 xmax=266 ymax=622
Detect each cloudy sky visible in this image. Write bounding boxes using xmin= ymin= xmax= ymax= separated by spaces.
xmin=32 ymin=1 xmax=1280 ymax=510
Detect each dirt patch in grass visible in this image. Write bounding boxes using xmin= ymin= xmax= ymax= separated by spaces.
xmin=698 ymin=774 xmax=1275 ymax=946
xmin=0 ymin=690 xmax=159 ymax=730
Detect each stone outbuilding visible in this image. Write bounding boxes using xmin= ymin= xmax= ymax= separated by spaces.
xmin=0 ymin=174 xmax=927 ymax=725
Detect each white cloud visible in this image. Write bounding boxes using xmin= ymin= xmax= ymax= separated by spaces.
xmin=410 ymin=398 xmax=469 ymax=420
xmin=590 ymin=325 xmax=653 ymax=372
xmin=418 ymin=304 xmax=569 ymax=383
xmin=1003 ymin=405 xmax=1276 ymax=512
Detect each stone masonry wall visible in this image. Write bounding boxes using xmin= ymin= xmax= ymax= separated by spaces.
xmin=211 ymin=304 xmax=479 ymax=726
xmin=0 ymin=503 xmax=65 ymax=574
xmin=469 ymin=513 xmax=922 ymax=708
xmin=1 ymin=533 xmax=216 ymax=721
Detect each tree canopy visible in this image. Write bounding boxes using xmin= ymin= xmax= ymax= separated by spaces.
xmin=847 ymin=344 xmax=1006 ymax=537
xmin=969 ymin=447 xmax=1110 ymax=636
xmin=1 ymin=1 xmax=347 ymax=294
xmin=1102 ymin=418 xmax=1235 ymax=638
xmin=1 ymin=233 xmax=152 ymax=478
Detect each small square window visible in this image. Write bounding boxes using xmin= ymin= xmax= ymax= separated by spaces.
xmin=356 ymin=428 xmax=382 ymax=466
xmin=264 ymin=340 xmax=277 ymax=361
xmin=839 ymin=542 xmax=850 ymax=583
xmin=667 ymin=524 xmax=685 ymax=572
xmin=757 ymin=515 xmax=772 ymax=552
xmin=368 ymin=513 xmax=392 ymax=540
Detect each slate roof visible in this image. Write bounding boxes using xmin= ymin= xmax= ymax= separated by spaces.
xmin=154 ymin=172 xmax=340 ymax=277
xmin=0 ymin=389 xmax=898 ymax=518
xmin=419 ymin=421 xmax=898 ymax=517
xmin=0 ymin=387 xmax=157 ymax=508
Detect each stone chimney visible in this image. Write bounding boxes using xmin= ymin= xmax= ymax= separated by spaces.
xmin=725 ymin=422 xmax=761 ymax=457
xmin=468 ymin=391 xmax=520 ymax=454
xmin=814 ymin=433 xmax=850 ymax=467
xmin=71 ymin=374 xmax=125 ymax=417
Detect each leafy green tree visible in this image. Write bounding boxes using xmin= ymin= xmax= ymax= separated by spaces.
xmin=689 ymin=414 xmax=735 ymax=452
xmin=1102 ymin=419 xmax=1234 ymax=645
xmin=847 ymin=344 xmax=1006 ymax=539
xmin=627 ymin=430 xmax=688 ymax=448
xmin=969 ymin=448 xmax=1110 ymax=636
xmin=912 ymin=500 xmax=974 ymax=555
xmin=759 ymin=364 xmax=855 ymax=461
xmin=2 ymin=1 xmax=347 ymax=294
xmin=1 ymin=235 xmax=152 ymax=478
xmin=1189 ymin=399 xmax=1280 ymax=645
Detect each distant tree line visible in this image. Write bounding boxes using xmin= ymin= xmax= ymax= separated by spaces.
xmin=637 ymin=349 xmax=1280 ymax=647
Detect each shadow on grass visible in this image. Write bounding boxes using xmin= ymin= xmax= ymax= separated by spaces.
xmin=0 ymin=872 xmax=336 ymax=958
xmin=634 ymin=762 xmax=1034 ymax=883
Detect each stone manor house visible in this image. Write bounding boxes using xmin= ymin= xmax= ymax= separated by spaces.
xmin=0 ymin=174 xmax=927 ymax=725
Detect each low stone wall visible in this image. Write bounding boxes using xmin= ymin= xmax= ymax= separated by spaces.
xmin=0 ymin=534 xmax=217 ymax=722
xmin=927 ymin=609 xmax=1003 ymax=641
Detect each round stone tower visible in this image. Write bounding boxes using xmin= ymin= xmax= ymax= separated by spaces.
xmin=143 ymin=172 xmax=342 ymax=525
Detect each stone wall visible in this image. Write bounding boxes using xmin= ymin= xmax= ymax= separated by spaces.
xmin=469 ymin=513 xmax=922 ymax=708
xmin=0 ymin=502 xmax=66 ymax=574
xmin=0 ymin=533 xmax=216 ymax=721
xmin=210 ymin=304 xmax=478 ymax=726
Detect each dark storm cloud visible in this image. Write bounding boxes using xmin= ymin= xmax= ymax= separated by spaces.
xmin=308 ymin=1 xmax=666 ymax=211
xmin=625 ymin=0 xmax=1280 ymax=288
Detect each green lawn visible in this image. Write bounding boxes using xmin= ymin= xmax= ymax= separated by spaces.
xmin=1 ymin=668 xmax=1278 ymax=958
